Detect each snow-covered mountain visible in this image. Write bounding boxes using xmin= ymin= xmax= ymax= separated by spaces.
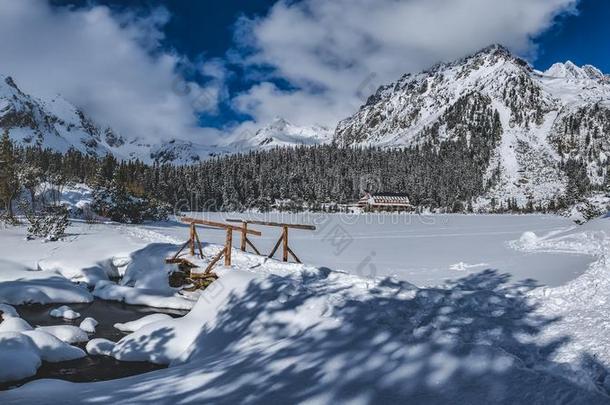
xmin=0 ymin=75 xmax=126 ymax=156
xmin=226 ymin=118 xmax=333 ymax=151
xmin=335 ymin=45 xmax=610 ymax=207
xmin=0 ymin=74 xmax=333 ymax=163
xmin=0 ymin=75 xmax=226 ymax=164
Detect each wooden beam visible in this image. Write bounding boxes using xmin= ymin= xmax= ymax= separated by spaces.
xmin=240 ymin=222 xmax=247 ymax=252
xmin=194 ymin=227 xmax=204 ymax=259
xmin=171 ymin=240 xmax=190 ymax=261
xmin=189 ymin=223 xmax=195 ymax=256
xmin=181 ymin=217 xmax=261 ymax=236
xmin=268 ymin=233 xmax=283 ymax=259
xmin=225 ymin=227 xmax=233 ymax=266
xmin=282 ymin=226 xmax=288 ymax=262
xmin=226 ymin=218 xmax=315 ymax=231
xmin=204 ymin=249 xmax=224 ymax=274
xmin=245 ymin=237 xmax=261 ymax=255
xmin=287 ymin=246 xmax=301 ymax=264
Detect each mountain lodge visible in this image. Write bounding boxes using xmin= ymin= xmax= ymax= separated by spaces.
xmin=358 ymin=192 xmax=413 ymax=211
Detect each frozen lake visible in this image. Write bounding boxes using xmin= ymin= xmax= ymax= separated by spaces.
xmin=151 ymin=213 xmax=594 ymax=288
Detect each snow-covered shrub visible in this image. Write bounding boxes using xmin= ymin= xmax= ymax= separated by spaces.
xmin=0 ymin=210 xmax=20 ymax=227
xmin=91 ymin=184 xmax=170 ymax=224
xmin=20 ymin=201 xmax=69 ymax=241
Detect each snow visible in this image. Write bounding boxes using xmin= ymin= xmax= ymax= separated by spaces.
xmin=20 ymin=331 xmax=85 ymax=362
xmin=0 ymin=221 xmax=199 ymax=310
xmin=93 ymin=281 xmax=196 ymax=310
xmin=0 ymin=304 xmax=18 ymax=318
xmin=168 ymin=212 xmax=591 ymax=287
xmin=50 ymin=305 xmax=81 ymax=320
xmin=36 ymin=325 xmax=89 ymax=344
xmin=0 ymin=313 xmax=86 ymax=383
xmin=86 ymin=338 xmax=115 ymax=356
xmin=114 ymin=313 xmax=173 ymax=333
xmin=2 ymin=213 xmax=610 ymax=402
xmin=0 ymin=333 xmax=41 ymax=383
xmin=79 ymin=317 xmax=98 ymax=333
xmin=226 ymin=117 xmax=333 ymax=151
xmin=0 ymin=317 xmax=33 ymax=333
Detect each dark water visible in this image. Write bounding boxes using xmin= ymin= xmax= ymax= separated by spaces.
xmin=0 ymin=300 xmax=187 ymax=391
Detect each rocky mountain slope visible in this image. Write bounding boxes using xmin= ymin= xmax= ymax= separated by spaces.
xmin=335 ymin=45 xmax=610 ymax=208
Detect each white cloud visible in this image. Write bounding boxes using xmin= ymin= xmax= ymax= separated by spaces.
xmin=232 ymin=0 xmax=578 ymax=129
xmin=0 ymin=0 xmax=221 ymax=144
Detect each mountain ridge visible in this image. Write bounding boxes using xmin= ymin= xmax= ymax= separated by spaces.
xmin=334 ymin=44 xmax=610 ymax=209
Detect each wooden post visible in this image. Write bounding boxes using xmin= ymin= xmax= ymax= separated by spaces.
xmin=282 ymin=226 xmax=289 ymax=262
xmin=225 ymin=227 xmax=233 ymax=266
xmin=240 ymin=221 xmax=247 ymax=252
xmin=189 ymin=223 xmax=195 ymax=256
xmin=194 ymin=227 xmax=204 ymax=259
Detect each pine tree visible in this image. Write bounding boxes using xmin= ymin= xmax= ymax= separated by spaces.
xmin=0 ymin=130 xmax=19 ymax=217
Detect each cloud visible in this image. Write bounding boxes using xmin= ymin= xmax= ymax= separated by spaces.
xmin=0 ymin=0 xmax=221 ymax=144
xmin=232 ymin=0 xmax=579 ymax=129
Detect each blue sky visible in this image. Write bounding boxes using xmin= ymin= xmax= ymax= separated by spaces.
xmin=4 ymin=0 xmax=603 ymax=142
xmin=534 ymin=0 xmax=610 ymax=72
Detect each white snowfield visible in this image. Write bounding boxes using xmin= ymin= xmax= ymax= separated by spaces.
xmin=2 ymin=214 xmax=610 ymax=402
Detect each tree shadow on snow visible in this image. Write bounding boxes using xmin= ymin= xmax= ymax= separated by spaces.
xmin=82 ymin=269 xmax=610 ymax=403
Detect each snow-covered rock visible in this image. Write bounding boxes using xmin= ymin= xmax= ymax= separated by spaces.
xmin=0 ymin=317 xmax=33 ymax=333
xmin=85 ymin=338 xmax=115 ymax=356
xmin=49 ymin=305 xmax=81 ymax=320
xmin=21 ymin=330 xmax=85 ymax=362
xmin=79 ymin=317 xmax=98 ymax=334
xmin=113 ymin=313 xmax=173 ymax=333
xmin=36 ymin=325 xmax=89 ymax=344
xmin=0 ymin=316 xmax=85 ymax=382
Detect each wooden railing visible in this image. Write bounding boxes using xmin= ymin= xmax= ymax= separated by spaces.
xmin=166 ymin=217 xmax=316 ymax=281
xmin=226 ymin=219 xmax=316 ymax=263
xmin=166 ymin=217 xmax=262 ymax=274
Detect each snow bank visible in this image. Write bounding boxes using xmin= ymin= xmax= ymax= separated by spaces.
xmin=50 ymin=305 xmax=81 ymax=320
xmin=93 ymin=281 xmax=196 ymax=310
xmin=0 ymin=278 xmax=93 ymax=306
xmin=0 ymin=303 xmax=18 ymax=318
xmin=0 ymin=333 xmax=41 ymax=382
xmin=113 ymin=313 xmax=173 ymax=332
xmin=0 ymin=261 xmax=93 ymax=306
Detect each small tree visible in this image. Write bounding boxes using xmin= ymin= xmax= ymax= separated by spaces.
xmin=0 ymin=130 xmax=19 ymax=217
xmin=18 ymin=164 xmax=43 ymax=211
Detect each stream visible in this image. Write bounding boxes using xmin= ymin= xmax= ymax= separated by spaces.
xmin=0 ymin=299 xmax=187 ymax=391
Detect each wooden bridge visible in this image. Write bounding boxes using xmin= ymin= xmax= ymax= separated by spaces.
xmin=166 ymin=216 xmax=316 ymax=287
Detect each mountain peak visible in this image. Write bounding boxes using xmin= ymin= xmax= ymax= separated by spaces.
xmin=544 ymin=61 xmax=605 ymax=80
xmin=477 ymin=44 xmax=512 ymax=57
